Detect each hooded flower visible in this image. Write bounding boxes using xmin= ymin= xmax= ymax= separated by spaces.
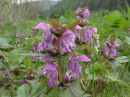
xmin=34 ymin=23 xmax=49 ymax=31
xmin=43 ymin=62 xmax=59 ymax=87
xmin=38 ymin=31 xmax=57 ymax=53
xmin=75 ymin=7 xmax=90 ymax=23
xmin=82 ymin=8 xmax=90 ymax=18
xmin=75 ymin=7 xmax=90 ymax=19
xmin=75 ymin=25 xmax=82 ymax=41
xmin=103 ymin=39 xmax=120 ymax=60
xmin=61 ymin=30 xmax=76 ymax=54
xmin=83 ymin=27 xmax=97 ymax=43
xmin=64 ymin=55 xmax=91 ymax=82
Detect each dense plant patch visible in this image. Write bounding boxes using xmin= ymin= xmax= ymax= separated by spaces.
xmin=0 ymin=7 xmax=130 ymax=97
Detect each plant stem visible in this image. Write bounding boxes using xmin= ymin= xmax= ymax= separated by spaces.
xmin=57 ymin=37 xmax=63 ymax=84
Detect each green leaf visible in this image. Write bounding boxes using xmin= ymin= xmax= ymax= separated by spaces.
xmin=17 ymin=84 xmax=30 ymax=97
xmin=2 ymin=96 xmax=9 ymax=97
xmin=46 ymin=85 xmax=80 ymax=97
xmin=126 ymin=36 xmax=130 ymax=45
xmin=19 ymin=52 xmax=45 ymax=57
xmin=126 ymin=2 xmax=130 ymax=14
xmin=91 ymin=64 xmax=104 ymax=74
xmin=105 ymin=73 xmax=124 ymax=84
xmin=85 ymin=68 xmax=90 ymax=75
xmin=8 ymin=48 xmax=27 ymax=68
xmin=0 ymin=38 xmax=13 ymax=49
xmin=59 ymin=81 xmax=84 ymax=97
xmin=115 ymin=56 xmax=129 ymax=63
xmin=17 ymin=83 xmax=43 ymax=97
xmin=30 ymin=83 xmax=43 ymax=97
xmin=87 ymin=74 xmax=101 ymax=80
xmin=23 ymin=57 xmax=32 ymax=68
xmin=46 ymin=88 xmax=59 ymax=97
xmin=103 ymin=11 xmax=123 ymax=25
xmin=106 ymin=75 xmax=119 ymax=82
xmin=34 ymin=58 xmax=41 ymax=69
xmin=0 ymin=87 xmax=10 ymax=97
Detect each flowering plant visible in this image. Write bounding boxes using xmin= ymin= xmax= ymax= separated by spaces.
xmin=32 ymin=6 xmax=121 ymax=88
xmin=32 ymin=7 xmax=98 ymax=88
xmin=19 ymin=7 xmax=122 ymax=97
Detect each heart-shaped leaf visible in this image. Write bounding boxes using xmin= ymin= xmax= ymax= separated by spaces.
xmin=17 ymin=83 xmax=43 ymax=97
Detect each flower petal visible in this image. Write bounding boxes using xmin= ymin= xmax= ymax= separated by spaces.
xmin=61 ymin=30 xmax=76 ymax=54
xmin=83 ymin=27 xmax=97 ymax=43
xmin=34 ymin=23 xmax=49 ymax=31
xmin=79 ymin=55 xmax=91 ymax=62
xmin=75 ymin=25 xmax=82 ymax=30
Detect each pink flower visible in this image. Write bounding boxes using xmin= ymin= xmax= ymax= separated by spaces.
xmin=34 ymin=23 xmax=49 ymax=32
xmin=64 ymin=55 xmax=91 ymax=82
xmin=37 ymin=31 xmax=57 ymax=53
xmin=83 ymin=27 xmax=97 ymax=43
xmin=75 ymin=7 xmax=90 ymax=23
xmin=42 ymin=62 xmax=59 ymax=87
xmin=103 ymin=39 xmax=120 ymax=60
xmin=75 ymin=25 xmax=82 ymax=40
xmin=61 ymin=30 xmax=76 ymax=54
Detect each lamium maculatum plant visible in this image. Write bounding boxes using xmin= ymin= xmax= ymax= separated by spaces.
xmin=33 ymin=7 xmax=95 ymax=88
xmin=102 ymin=38 xmax=120 ymax=61
xmin=29 ymin=7 xmax=121 ymax=96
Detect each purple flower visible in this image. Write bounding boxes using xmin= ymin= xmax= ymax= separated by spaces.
xmin=43 ymin=31 xmax=52 ymax=43
xmin=34 ymin=23 xmax=49 ymax=31
xmin=21 ymin=78 xmax=27 ymax=84
xmin=37 ymin=42 xmax=44 ymax=52
xmin=82 ymin=8 xmax=90 ymax=18
xmin=38 ymin=31 xmax=57 ymax=53
xmin=75 ymin=7 xmax=90 ymax=23
xmin=15 ymin=32 xmax=23 ymax=38
xmin=40 ymin=55 xmax=51 ymax=63
xmin=48 ymin=80 xmax=56 ymax=87
xmin=64 ymin=55 xmax=91 ymax=82
xmin=83 ymin=27 xmax=97 ymax=43
xmin=75 ymin=8 xmax=90 ymax=19
xmin=61 ymin=30 xmax=76 ymax=54
xmin=43 ymin=63 xmax=59 ymax=87
xmin=103 ymin=39 xmax=120 ymax=60
xmin=75 ymin=25 xmax=82 ymax=40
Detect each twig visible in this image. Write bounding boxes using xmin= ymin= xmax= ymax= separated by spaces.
xmin=3 ymin=64 xmax=15 ymax=83
xmin=0 ymin=51 xmax=14 ymax=82
xmin=80 ymin=79 xmax=86 ymax=90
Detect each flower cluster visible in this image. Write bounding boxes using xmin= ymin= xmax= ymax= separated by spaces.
xmin=75 ymin=24 xmax=98 ymax=44
xmin=33 ymin=7 xmax=98 ymax=88
xmin=74 ymin=7 xmax=100 ymax=51
xmin=40 ymin=54 xmax=91 ymax=87
xmin=75 ymin=7 xmax=90 ymax=23
xmin=102 ymin=38 xmax=120 ymax=60
xmin=35 ymin=24 xmax=75 ymax=55
xmin=75 ymin=28 xmax=100 ymax=53
xmin=64 ymin=55 xmax=91 ymax=82
xmin=41 ymin=56 xmax=59 ymax=87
